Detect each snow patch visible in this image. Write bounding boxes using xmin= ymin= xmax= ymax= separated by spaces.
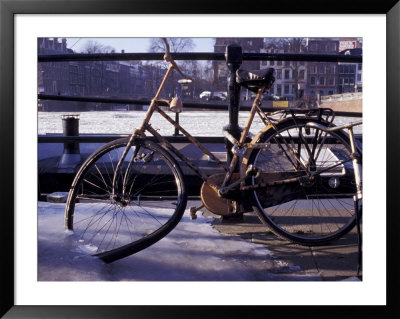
xmin=38 ymin=200 xmax=296 ymax=281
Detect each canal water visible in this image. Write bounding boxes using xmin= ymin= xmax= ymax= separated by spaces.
xmin=38 ymin=109 xmax=362 ymax=136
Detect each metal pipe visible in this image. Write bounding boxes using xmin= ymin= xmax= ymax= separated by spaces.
xmin=37 ymin=94 xmax=363 ymax=118
xmin=38 ymin=52 xmax=362 ymax=63
xmin=224 ymin=43 xmax=243 ymax=168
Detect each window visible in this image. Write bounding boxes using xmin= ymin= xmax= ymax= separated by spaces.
xmin=284 ymin=84 xmax=290 ymax=94
xmin=319 ymin=77 xmax=325 ymax=85
xmin=277 ymin=84 xmax=282 ymax=96
xmin=270 ymin=60 xmax=275 ymax=66
xmin=319 ymin=65 xmax=326 ymax=74
xmin=276 ymin=69 xmax=282 ymax=79
xmin=349 ymin=78 xmax=354 ymax=85
xmin=310 ymin=76 xmax=316 ymax=85
xmin=277 ymin=60 xmax=282 ymax=66
xmin=310 ymin=64 xmax=317 ymax=74
xmin=357 ymin=74 xmax=362 ymax=81
xmin=52 ymin=80 xmax=57 ymax=93
xmin=270 ymin=85 xmax=275 ymax=95
xmin=70 ymin=65 xmax=78 ymax=73
xmin=358 ymin=63 xmax=362 ymax=70
xmin=284 ymin=60 xmax=291 ymax=66
xmin=328 ymin=77 xmax=334 ymax=85
xmin=310 ymin=43 xmax=318 ymax=51
xmin=299 ymin=69 xmax=305 ymax=80
xmin=284 ymin=69 xmax=290 ymax=80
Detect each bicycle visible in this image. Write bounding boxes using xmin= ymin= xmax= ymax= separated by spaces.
xmin=64 ymin=38 xmax=362 ymax=263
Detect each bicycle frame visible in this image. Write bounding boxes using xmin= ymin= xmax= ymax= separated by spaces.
xmin=111 ymin=40 xmax=363 ymax=205
xmin=110 ymin=48 xmax=270 ymax=199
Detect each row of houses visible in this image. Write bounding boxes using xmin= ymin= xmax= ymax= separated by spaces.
xmin=38 ymin=37 xmax=362 ymax=111
xmin=38 ymin=38 xmax=162 ymax=100
xmin=213 ymin=37 xmax=362 ymax=102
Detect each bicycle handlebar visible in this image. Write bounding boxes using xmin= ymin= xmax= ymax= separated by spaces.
xmin=161 ymin=38 xmax=171 ymax=55
xmin=161 ymin=38 xmax=193 ymax=83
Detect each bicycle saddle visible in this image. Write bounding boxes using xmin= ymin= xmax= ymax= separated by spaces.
xmin=236 ymin=68 xmax=275 ymax=93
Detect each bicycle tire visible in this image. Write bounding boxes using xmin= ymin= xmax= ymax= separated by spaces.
xmin=246 ymin=117 xmax=362 ymax=245
xmin=64 ymin=137 xmax=187 ymax=263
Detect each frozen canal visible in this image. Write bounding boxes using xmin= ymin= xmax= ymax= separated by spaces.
xmin=38 ymin=200 xmax=305 ymax=281
xmin=38 ymin=109 xmax=362 ymax=136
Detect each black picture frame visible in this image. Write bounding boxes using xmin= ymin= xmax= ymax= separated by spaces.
xmin=1 ymin=0 xmax=399 ymax=317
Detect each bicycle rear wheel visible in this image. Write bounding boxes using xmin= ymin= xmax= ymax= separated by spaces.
xmin=64 ymin=137 xmax=187 ymax=263
xmin=246 ymin=117 xmax=362 ymax=245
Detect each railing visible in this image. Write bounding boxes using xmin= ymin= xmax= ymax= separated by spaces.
xmin=321 ymin=92 xmax=363 ymax=102
xmin=38 ymin=47 xmax=363 ymax=196
xmin=38 ymin=48 xmax=362 ymax=141
xmin=38 ymin=51 xmax=363 ymax=63
xmin=38 ymin=48 xmax=362 ymax=150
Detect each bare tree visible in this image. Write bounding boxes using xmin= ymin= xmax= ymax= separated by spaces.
xmin=148 ymin=38 xmax=195 ymax=53
xmin=148 ymin=38 xmax=208 ymax=98
xmin=80 ymin=40 xmax=115 ymax=53
xmin=79 ymin=41 xmax=117 ymax=98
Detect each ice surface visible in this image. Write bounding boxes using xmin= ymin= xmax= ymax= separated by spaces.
xmin=38 ymin=110 xmax=362 ymax=136
xmin=38 ymin=201 xmax=310 ymax=281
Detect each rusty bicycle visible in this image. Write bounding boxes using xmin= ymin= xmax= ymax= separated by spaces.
xmin=64 ymin=38 xmax=362 ymax=263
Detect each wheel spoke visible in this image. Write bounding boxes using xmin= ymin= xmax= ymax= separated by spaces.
xmin=65 ymin=138 xmax=186 ymax=262
xmin=250 ymin=119 xmax=361 ymax=244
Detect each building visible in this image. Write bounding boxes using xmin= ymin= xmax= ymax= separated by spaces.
xmin=337 ymin=38 xmax=363 ymax=93
xmin=305 ymin=38 xmax=340 ymax=101
xmin=213 ymin=38 xmax=264 ymax=92
xmin=38 ymin=38 xmax=72 ymax=96
xmin=260 ymin=37 xmax=362 ymax=107
xmin=261 ymin=39 xmax=308 ymax=101
xmin=38 ymin=38 xmax=162 ymax=111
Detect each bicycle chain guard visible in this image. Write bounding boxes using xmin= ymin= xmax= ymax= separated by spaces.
xmin=200 ymin=173 xmax=251 ymax=216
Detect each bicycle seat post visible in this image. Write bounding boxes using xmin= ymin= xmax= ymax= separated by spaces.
xmin=224 ymin=43 xmax=243 ymax=170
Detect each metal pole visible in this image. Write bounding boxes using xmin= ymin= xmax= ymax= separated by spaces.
xmin=224 ymin=43 xmax=243 ymax=169
xmin=173 ymin=113 xmax=180 ymax=136
xmin=58 ymin=114 xmax=81 ymax=171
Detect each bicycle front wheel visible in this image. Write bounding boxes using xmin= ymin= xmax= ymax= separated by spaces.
xmin=64 ymin=137 xmax=187 ymax=263
xmin=246 ymin=118 xmax=362 ymax=245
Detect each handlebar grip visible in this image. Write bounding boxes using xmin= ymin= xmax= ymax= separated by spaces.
xmin=162 ymin=38 xmax=193 ymax=82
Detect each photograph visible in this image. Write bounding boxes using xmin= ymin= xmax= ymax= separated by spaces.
xmin=37 ymin=36 xmax=364 ymax=282
xmin=1 ymin=2 xmax=398 ymax=317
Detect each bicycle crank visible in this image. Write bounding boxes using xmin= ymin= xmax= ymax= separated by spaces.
xmin=200 ymin=173 xmax=252 ymax=216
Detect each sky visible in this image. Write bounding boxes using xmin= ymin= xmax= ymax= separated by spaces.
xmin=66 ymin=37 xmax=215 ymax=53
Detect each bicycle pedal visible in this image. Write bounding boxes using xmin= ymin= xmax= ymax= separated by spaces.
xmin=246 ymin=165 xmax=259 ymax=177
xmin=189 ymin=206 xmax=203 ymax=220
